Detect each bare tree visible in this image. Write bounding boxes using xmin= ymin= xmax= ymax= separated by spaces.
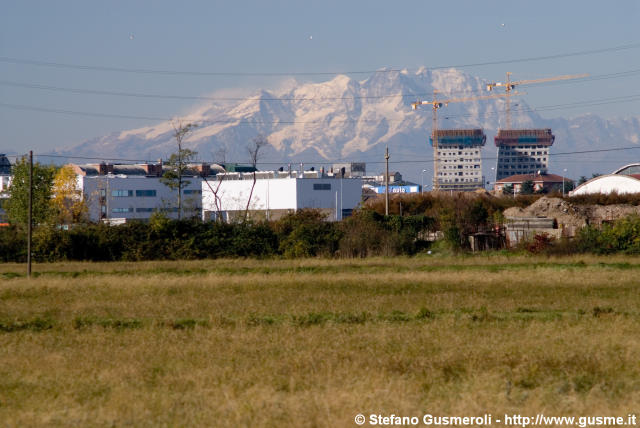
xmin=213 ymin=146 xmax=227 ymax=164
xmin=244 ymin=135 xmax=268 ymax=221
xmin=161 ymin=120 xmax=197 ymax=220
xmin=202 ymin=174 xmax=224 ymax=222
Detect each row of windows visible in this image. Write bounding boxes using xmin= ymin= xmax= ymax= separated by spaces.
xmin=441 ymin=158 xmax=481 ymax=163
xmin=441 ymin=165 xmax=481 ymax=170
xmin=109 ymin=189 xmax=202 ymax=197
xmin=438 ymin=150 xmax=480 ymax=156
xmin=439 ymin=171 xmax=480 ymax=176
xmin=500 ymin=150 xmax=548 ymax=156
xmin=438 ymin=146 xmax=482 ymax=151
xmin=313 ymin=183 xmax=331 ymax=190
xmin=438 ymin=178 xmax=482 ymax=183
xmin=500 ymin=158 xmax=547 ymax=163
xmin=499 ymin=164 xmax=544 ymax=170
xmin=110 ymin=207 xmax=198 ymax=214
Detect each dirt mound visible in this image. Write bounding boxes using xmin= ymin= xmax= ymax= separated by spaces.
xmin=504 ymin=197 xmax=588 ymax=230
xmin=504 ymin=196 xmax=640 ymax=233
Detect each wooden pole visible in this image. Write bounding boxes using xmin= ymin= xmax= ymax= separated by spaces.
xmin=385 ymin=146 xmax=389 ymax=216
xmin=27 ymin=150 xmax=33 ymax=278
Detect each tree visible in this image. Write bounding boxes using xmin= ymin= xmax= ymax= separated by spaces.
xmin=6 ymin=156 xmax=55 ymax=226
xmin=244 ymin=135 xmax=268 ymax=221
xmin=161 ymin=121 xmax=198 ymax=220
xmin=563 ymin=179 xmax=575 ymax=193
xmin=578 ymin=176 xmax=588 ymax=185
xmin=51 ymin=165 xmax=88 ymax=225
xmin=502 ymin=184 xmax=514 ymax=196
xmin=520 ymin=180 xmax=534 ymax=195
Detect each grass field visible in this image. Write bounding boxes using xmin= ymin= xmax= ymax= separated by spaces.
xmin=1 ymin=255 xmax=640 ymax=427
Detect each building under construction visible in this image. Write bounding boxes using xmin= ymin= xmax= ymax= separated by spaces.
xmin=431 ymin=129 xmax=486 ymax=191
xmin=494 ymin=129 xmax=555 ymax=181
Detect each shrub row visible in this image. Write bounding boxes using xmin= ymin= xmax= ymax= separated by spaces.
xmin=0 ymin=209 xmax=435 ymax=262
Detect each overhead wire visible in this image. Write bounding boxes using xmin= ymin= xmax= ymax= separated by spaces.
xmin=3 ymin=67 xmax=640 ymax=103
xmin=2 ymin=91 xmax=640 ymax=125
xmin=29 ymin=145 xmax=640 ymax=166
xmin=1 ymin=41 xmax=639 ymax=76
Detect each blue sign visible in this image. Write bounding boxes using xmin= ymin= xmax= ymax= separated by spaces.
xmin=373 ymin=185 xmax=420 ymax=194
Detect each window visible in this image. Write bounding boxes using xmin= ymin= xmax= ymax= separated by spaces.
xmin=136 ymin=208 xmax=155 ymax=213
xmin=183 ymin=189 xmax=202 ymax=195
xmin=112 ymin=207 xmax=134 ymax=213
xmin=313 ymin=183 xmax=331 ymax=190
xmin=136 ymin=190 xmax=156 ymax=197
xmin=112 ymin=190 xmax=133 ymax=197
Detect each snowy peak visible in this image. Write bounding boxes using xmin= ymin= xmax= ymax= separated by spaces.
xmin=58 ymin=68 xmax=640 ymax=181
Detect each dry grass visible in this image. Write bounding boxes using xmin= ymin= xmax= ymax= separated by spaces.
xmin=1 ymin=255 xmax=640 ymax=427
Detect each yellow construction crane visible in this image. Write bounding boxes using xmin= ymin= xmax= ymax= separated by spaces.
xmin=486 ymin=72 xmax=588 ymax=128
xmin=411 ymin=90 xmax=516 ymax=191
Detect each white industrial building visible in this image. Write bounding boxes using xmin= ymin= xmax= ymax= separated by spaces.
xmin=0 ymin=154 xmax=12 ymax=197
xmin=570 ymin=163 xmax=640 ymax=196
xmin=202 ymin=170 xmax=362 ymax=222
xmin=0 ymin=154 xmax=12 ymax=222
xmin=70 ymin=162 xmax=223 ymax=222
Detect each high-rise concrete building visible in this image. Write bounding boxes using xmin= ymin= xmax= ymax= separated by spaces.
xmin=494 ymin=129 xmax=555 ymax=181
xmin=431 ymin=129 xmax=486 ymax=192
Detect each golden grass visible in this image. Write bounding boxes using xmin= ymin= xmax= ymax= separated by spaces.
xmin=1 ymin=256 xmax=640 ymax=427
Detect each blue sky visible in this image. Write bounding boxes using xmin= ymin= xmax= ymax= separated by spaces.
xmin=1 ymin=0 xmax=639 ymax=154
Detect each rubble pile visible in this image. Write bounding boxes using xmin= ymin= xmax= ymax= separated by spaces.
xmin=504 ymin=197 xmax=640 ymax=234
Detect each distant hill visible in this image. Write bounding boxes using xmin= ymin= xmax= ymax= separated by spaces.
xmin=56 ymin=68 xmax=640 ymax=183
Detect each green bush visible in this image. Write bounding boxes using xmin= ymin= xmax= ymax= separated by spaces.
xmin=274 ymin=210 xmax=341 ymax=258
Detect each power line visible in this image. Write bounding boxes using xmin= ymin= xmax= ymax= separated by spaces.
xmin=1 ymin=42 xmax=639 ymax=77
xmin=0 ymin=80 xmax=417 ymax=101
xmin=31 ymin=145 xmax=640 ymax=166
xmin=8 ymin=66 xmax=638 ymax=103
xmin=0 ymin=103 xmax=169 ymax=121
xmin=3 ymin=91 xmax=640 ymax=124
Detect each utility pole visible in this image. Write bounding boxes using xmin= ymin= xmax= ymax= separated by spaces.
xmin=27 ymin=150 xmax=33 ymax=278
xmin=177 ymin=142 xmax=182 ymax=220
xmin=385 ymin=146 xmax=389 ymax=216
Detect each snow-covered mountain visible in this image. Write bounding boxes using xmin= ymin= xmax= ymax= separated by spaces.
xmin=57 ymin=68 xmax=640 ymax=183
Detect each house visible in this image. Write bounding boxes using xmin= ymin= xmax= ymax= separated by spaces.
xmin=494 ymin=173 xmax=571 ymax=194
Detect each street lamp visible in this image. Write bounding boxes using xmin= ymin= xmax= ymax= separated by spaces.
xmin=421 ymin=169 xmax=428 ymax=194
xmin=562 ymin=168 xmax=568 ymax=197
xmin=488 ymin=167 xmax=495 ymax=191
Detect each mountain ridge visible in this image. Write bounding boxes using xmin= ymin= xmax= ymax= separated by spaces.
xmin=56 ymin=68 xmax=640 ymax=183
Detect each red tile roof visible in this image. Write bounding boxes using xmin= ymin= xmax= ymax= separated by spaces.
xmin=496 ymin=173 xmax=568 ymax=184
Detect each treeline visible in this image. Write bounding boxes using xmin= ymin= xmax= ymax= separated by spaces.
xmin=0 ymin=210 xmax=434 ymax=262
xmin=4 ymin=191 xmax=640 ymax=262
